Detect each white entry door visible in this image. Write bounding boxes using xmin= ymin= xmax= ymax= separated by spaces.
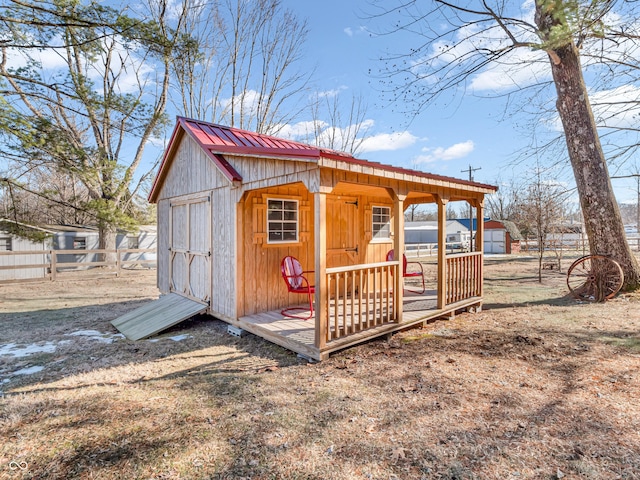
xmin=169 ymin=195 xmax=211 ymax=304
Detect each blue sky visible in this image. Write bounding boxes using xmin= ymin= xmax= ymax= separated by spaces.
xmin=280 ymin=0 xmax=532 ymax=187
xmin=3 ymin=0 xmax=639 ymax=207
xmin=278 ymin=0 xmax=640 ymax=205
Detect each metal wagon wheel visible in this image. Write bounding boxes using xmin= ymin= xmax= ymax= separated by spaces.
xmin=566 ymin=255 xmax=624 ymax=302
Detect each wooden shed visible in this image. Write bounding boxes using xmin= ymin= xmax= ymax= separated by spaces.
xmin=121 ymin=117 xmax=496 ymax=360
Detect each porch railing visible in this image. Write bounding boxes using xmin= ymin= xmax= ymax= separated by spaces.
xmin=325 ymin=261 xmax=399 ymax=342
xmin=446 ymin=252 xmax=482 ymax=304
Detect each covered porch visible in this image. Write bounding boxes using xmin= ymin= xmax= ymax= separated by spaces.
xmin=234 ymin=253 xmax=482 ymax=361
xmin=233 ymin=157 xmax=493 ymax=361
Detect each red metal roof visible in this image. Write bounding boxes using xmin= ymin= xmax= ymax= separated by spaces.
xmin=178 ymin=117 xmax=354 ymax=161
xmin=148 ymin=116 xmax=496 ymax=202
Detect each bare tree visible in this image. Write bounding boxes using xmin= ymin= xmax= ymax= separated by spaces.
xmin=374 ymin=0 xmax=640 ymax=290
xmin=0 ymin=171 xmax=93 ymax=226
xmin=309 ymin=92 xmax=372 ymax=155
xmin=171 ymin=0 xmax=311 ymax=135
xmin=512 ymin=166 xmax=568 ymax=281
xmin=486 ymin=178 xmax=522 ymax=221
xmin=0 ymin=0 xmax=190 ymax=255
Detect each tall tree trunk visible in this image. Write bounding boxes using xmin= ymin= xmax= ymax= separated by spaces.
xmin=537 ymin=8 xmax=640 ymax=290
xmin=99 ymin=222 xmax=118 ymax=267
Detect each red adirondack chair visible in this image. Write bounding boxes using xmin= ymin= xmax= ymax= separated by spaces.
xmin=280 ymin=256 xmax=315 ymax=320
xmin=386 ymin=249 xmax=426 ymax=294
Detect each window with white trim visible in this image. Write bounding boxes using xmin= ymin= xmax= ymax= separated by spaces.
xmin=267 ymin=198 xmax=299 ymax=243
xmin=0 ymin=237 xmax=11 ymax=251
xmin=372 ymin=206 xmax=391 ymax=241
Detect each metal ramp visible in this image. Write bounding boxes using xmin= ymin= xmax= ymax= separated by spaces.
xmin=111 ymin=293 xmax=208 ymax=340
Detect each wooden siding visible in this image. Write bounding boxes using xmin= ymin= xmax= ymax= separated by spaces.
xmin=240 ymin=183 xmax=315 ymax=316
xmin=157 ymin=199 xmax=170 ymax=293
xmin=157 ymin=135 xmax=230 ymax=199
xmin=211 ymin=187 xmax=237 ymax=319
xmin=231 ymin=154 xmax=319 ymax=193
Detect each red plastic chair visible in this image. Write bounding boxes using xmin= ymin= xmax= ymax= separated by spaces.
xmin=386 ymin=249 xmax=426 ymax=294
xmin=280 ymin=256 xmax=315 ymax=320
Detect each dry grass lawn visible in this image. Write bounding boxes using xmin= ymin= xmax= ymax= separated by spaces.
xmin=1 ymin=257 xmax=640 ymax=479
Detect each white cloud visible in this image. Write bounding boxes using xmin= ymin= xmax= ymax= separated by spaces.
xmin=414 ymin=140 xmax=475 ymax=164
xmin=343 ymin=26 xmax=368 ymax=37
xmin=359 ymin=130 xmax=418 ymax=153
xmin=278 ymin=120 xmax=327 ymax=140
xmin=469 ymin=50 xmax=549 ymax=92
xmin=317 ymin=86 xmax=348 ymax=99
xmin=220 ymin=89 xmax=262 ymax=119
xmin=590 ymin=84 xmax=640 ymax=129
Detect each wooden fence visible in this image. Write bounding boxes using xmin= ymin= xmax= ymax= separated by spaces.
xmin=0 ymin=248 xmax=156 ymax=283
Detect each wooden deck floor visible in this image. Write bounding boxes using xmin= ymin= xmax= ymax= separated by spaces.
xmin=234 ymin=289 xmax=481 ymax=361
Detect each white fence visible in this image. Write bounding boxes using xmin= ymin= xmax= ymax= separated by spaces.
xmin=405 ymin=243 xmax=470 ymax=258
xmin=521 ymin=236 xmax=640 ymax=253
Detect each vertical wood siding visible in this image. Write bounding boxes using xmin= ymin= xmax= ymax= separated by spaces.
xmin=157 ymin=200 xmax=170 ymax=293
xmin=240 ymin=184 xmax=314 ymax=316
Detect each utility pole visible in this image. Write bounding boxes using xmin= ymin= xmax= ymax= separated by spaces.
xmin=461 ymin=164 xmax=481 ymax=250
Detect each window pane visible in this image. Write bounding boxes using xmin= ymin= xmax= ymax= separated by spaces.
xmin=269 ymin=231 xmax=282 ymax=241
xmin=269 ymin=222 xmax=283 ymax=232
xmin=283 ymin=231 xmax=297 ymax=241
xmin=283 ymin=222 xmax=297 ymax=231
xmin=268 ymin=199 xmax=283 ymax=210
xmin=284 ymin=201 xmax=297 ymax=211
xmin=283 ymin=210 xmax=297 ymax=221
xmin=268 ymin=210 xmax=283 ymax=221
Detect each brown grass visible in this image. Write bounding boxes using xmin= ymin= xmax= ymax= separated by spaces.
xmin=2 ymin=257 xmax=640 ymax=479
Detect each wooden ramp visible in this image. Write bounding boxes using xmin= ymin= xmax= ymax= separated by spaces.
xmin=111 ymin=293 xmax=208 ymax=340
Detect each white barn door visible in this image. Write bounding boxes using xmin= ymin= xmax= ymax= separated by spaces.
xmin=484 ymin=229 xmax=506 ymax=254
xmin=169 ymin=195 xmax=211 ymax=304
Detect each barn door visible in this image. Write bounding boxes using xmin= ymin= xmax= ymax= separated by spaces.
xmin=169 ymin=195 xmax=211 ymax=304
xmin=484 ymin=230 xmax=506 ymax=254
xmin=327 ymin=195 xmax=360 ymax=268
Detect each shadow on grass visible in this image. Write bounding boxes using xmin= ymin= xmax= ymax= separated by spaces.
xmin=483 ymin=292 xmax=577 ymax=309
xmin=1 ymin=303 xmax=301 ymax=395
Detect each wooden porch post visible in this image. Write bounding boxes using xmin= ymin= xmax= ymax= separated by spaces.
xmin=314 ymin=191 xmax=328 ymax=353
xmin=475 ymin=198 xmax=485 ymax=298
xmin=436 ymin=195 xmax=448 ymax=309
xmin=393 ymin=193 xmax=406 ymax=323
